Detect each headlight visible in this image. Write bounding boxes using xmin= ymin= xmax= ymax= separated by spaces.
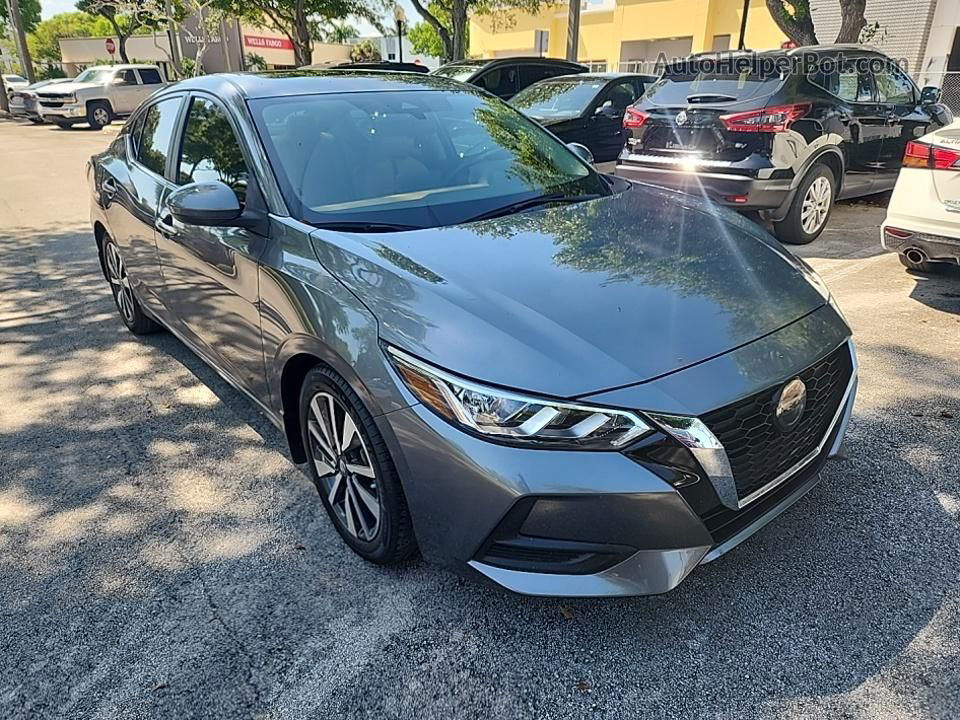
xmin=387 ymin=346 xmax=652 ymax=450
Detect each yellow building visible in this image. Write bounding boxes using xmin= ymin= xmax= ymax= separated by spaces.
xmin=470 ymin=0 xmax=788 ymax=72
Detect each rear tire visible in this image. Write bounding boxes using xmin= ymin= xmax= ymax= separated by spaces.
xmin=300 ymin=366 xmax=417 ymax=565
xmin=101 ymin=237 xmax=160 ymax=335
xmin=899 ymin=253 xmax=940 ymax=274
xmin=87 ymin=101 xmax=112 ymax=130
xmin=774 ymin=164 xmax=835 ymax=245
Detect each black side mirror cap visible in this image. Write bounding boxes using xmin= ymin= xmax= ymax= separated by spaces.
xmin=921 ymin=85 xmax=942 ymax=105
xmin=168 ymin=181 xmax=243 ymax=226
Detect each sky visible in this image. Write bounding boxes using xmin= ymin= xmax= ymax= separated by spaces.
xmin=39 ymin=0 xmax=422 ymax=37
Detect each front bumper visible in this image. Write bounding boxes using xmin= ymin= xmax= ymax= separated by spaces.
xmin=615 ymin=157 xmax=794 ymax=214
xmin=39 ymin=103 xmax=86 ymax=120
xmin=382 ymin=329 xmax=857 ymax=598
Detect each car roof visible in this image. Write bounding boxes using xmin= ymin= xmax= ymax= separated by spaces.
xmin=84 ymin=63 xmax=159 ymax=71
xmin=170 ymin=70 xmax=472 ymax=99
xmin=436 ymin=57 xmax=587 ymax=71
xmin=536 ymin=71 xmax=657 ymax=82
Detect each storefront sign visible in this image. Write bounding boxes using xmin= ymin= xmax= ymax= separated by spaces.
xmin=244 ymin=35 xmax=293 ymax=50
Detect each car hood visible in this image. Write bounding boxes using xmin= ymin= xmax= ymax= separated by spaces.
xmin=309 ymin=183 xmax=830 ymax=398
xmin=36 ymin=81 xmax=99 ymax=95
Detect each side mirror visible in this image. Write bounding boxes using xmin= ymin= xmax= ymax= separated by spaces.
xmin=921 ymin=86 xmax=941 ymax=106
xmin=167 ymin=181 xmax=242 ymax=226
xmin=567 ymin=142 xmax=595 ymax=165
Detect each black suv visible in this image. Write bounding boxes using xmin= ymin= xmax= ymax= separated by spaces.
xmin=616 ymin=46 xmax=952 ymax=243
xmin=431 ymin=57 xmax=588 ymax=100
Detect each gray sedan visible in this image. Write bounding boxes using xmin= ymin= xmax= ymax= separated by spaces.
xmin=88 ymin=71 xmax=856 ymax=597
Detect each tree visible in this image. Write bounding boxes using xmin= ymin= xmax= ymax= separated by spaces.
xmin=765 ymin=0 xmax=868 ymax=46
xmin=320 ymin=19 xmax=358 ymax=43
xmin=409 ymin=0 xmax=543 ymax=62
xmin=27 ymin=12 xmax=114 ymax=62
xmin=349 ymin=38 xmax=380 ymax=62
xmin=218 ymin=0 xmax=388 ymax=68
xmin=408 ymin=20 xmax=443 ymax=58
xmin=75 ymin=0 xmax=147 ymax=62
xmin=0 ymin=0 xmax=41 ymax=34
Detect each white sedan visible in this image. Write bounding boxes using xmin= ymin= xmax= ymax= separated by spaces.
xmin=882 ymin=120 xmax=960 ymax=273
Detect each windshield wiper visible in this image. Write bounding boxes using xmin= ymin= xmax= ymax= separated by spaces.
xmin=464 ymin=192 xmax=602 ymax=224
xmin=312 ymin=221 xmax=425 ymax=233
xmin=686 ymin=92 xmax=738 ymax=103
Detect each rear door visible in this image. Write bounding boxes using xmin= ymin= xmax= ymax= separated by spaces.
xmin=135 ymin=68 xmax=166 ymax=108
xmin=155 ymin=93 xmax=269 ymax=399
xmin=874 ymin=60 xmax=930 ymax=187
xmin=101 ymin=94 xmax=185 ymax=316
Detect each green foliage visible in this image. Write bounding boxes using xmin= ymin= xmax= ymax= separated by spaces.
xmin=37 ymin=64 xmax=68 ymax=79
xmin=27 ymin=12 xmax=114 ymax=62
xmin=319 ymin=19 xmax=359 ymax=43
xmin=0 ymin=0 xmax=41 ymax=33
xmin=408 ymin=3 xmax=456 ymax=59
xmin=181 ymin=57 xmax=199 ymax=76
xmin=244 ymin=52 xmax=267 ymax=70
xmin=350 ymin=38 xmax=381 ymax=62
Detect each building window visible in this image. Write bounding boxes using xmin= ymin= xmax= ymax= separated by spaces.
xmin=712 ymin=34 xmax=731 ymax=52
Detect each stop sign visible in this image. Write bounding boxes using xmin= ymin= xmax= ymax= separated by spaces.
xmin=105 ymin=38 xmax=116 ymax=55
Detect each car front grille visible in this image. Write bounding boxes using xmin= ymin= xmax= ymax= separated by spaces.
xmin=701 ymin=343 xmax=853 ymax=501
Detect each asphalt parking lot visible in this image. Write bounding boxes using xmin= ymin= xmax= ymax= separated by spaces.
xmin=1 ymin=118 xmax=959 ymax=719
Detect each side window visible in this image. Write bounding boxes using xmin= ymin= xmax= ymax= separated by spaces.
xmin=138 ymin=68 xmax=163 ymax=85
xmin=117 ymin=69 xmax=138 ymax=86
xmin=177 ymin=97 xmax=250 ymax=204
xmin=135 ymin=97 xmax=182 ymax=177
xmin=834 ymin=60 xmax=873 ymax=102
xmin=519 ymin=64 xmax=563 ymax=88
xmin=875 ymin=63 xmax=916 ymax=105
xmin=476 ymin=66 xmax=519 ymax=97
xmin=601 ymin=80 xmax=638 ymax=111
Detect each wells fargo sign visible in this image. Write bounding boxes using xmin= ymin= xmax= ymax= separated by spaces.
xmin=243 ymin=35 xmax=294 ymax=50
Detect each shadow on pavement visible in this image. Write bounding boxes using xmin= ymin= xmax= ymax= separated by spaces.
xmin=1 ymin=220 xmax=958 ymax=718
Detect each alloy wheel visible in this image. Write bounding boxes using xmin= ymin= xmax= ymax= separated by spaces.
xmin=105 ymin=242 xmax=135 ymax=324
xmin=306 ymin=391 xmax=382 ymax=541
xmin=801 ymin=176 xmax=832 ymax=234
xmin=93 ymin=107 xmax=110 ymax=126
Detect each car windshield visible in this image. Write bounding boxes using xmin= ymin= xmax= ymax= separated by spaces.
xmin=4 ymin=75 xmax=26 ymax=83
xmin=431 ymin=63 xmax=484 ymax=82
xmin=250 ymin=89 xmax=609 ymax=229
xmin=74 ymin=68 xmax=114 ymax=84
xmin=646 ymin=63 xmax=785 ymax=105
xmin=512 ymin=79 xmax=606 ymax=119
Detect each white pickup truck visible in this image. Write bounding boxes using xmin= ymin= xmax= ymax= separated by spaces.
xmin=35 ymin=64 xmax=167 ymax=130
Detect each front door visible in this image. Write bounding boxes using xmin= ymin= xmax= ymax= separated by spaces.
xmin=875 ymin=61 xmax=931 ymax=188
xmin=587 ymin=79 xmax=639 ymax=163
xmin=154 ymin=94 xmax=269 ymax=400
xmin=103 ymin=95 xmax=184 ymax=315
xmin=110 ymin=68 xmax=143 ymax=114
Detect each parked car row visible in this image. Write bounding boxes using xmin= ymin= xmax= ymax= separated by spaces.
xmin=431 ymin=47 xmax=955 ymax=250
xmin=10 ymin=64 xmax=168 ymax=129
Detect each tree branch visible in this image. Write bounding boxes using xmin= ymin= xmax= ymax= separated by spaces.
xmin=765 ymin=0 xmax=817 ymax=46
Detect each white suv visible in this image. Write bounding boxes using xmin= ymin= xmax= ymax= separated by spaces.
xmin=35 ymin=64 xmax=167 ymax=129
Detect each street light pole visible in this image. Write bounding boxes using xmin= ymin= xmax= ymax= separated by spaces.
xmin=394 ymin=5 xmax=407 ymax=64
xmin=565 ymin=0 xmax=581 ymax=62
xmin=737 ymin=0 xmax=750 ymax=50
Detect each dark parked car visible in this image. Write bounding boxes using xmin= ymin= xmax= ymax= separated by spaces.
xmin=431 ymin=57 xmax=587 ymax=99
xmin=617 ymin=45 xmax=952 ymax=244
xmin=304 ymin=61 xmax=430 ymax=73
xmin=7 ymin=78 xmax=72 ymax=123
xmin=511 ymin=72 xmax=657 ymax=163
xmin=89 ymin=71 xmax=856 ymax=597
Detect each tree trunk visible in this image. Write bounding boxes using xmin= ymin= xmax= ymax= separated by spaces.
xmin=764 ymin=0 xmax=818 ymax=46
xmin=107 ymin=16 xmax=131 ymax=63
xmin=451 ymin=0 xmax=467 ymax=60
xmin=835 ymin=0 xmax=867 ymax=43
xmin=293 ymin=0 xmax=312 ymax=66
xmin=409 ymin=0 xmax=455 ymax=61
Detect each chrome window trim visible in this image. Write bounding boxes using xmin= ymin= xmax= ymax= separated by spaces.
xmin=655 ymin=340 xmax=857 ymax=511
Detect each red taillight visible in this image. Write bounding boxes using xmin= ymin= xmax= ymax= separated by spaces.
xmin=623 ymin=107 xmax=649 ymax=129
xmin=903 ymin=140 xmax=960 ymax=170
xmin=884 ymin=227 xmax=914 ymax=239
xmin=720 ymin=103 xmax=811 ymax=133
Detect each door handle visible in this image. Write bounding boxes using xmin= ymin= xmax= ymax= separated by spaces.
xmin=101 ymin=176 xmax=118 ymax=199
xmin=155 ymin=211 xmax=178 ymax=237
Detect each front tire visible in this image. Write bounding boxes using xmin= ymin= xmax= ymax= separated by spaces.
xmin=87 ymin=101 xmax=112 ymax=130
xmin=774 ymin=164 xmax=835 ymax=245
xmin=53 ymin=120 xmax=74 ymax=129
xmin=101 ymin=237 xmax=160 ymax=334
xmin=300 ymin=366 xmax=416 ymax=565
